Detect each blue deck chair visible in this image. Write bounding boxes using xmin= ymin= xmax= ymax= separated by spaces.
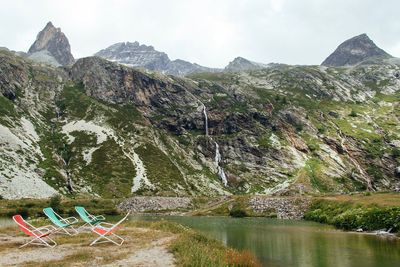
xmin=43 ymin=207 xmax=79 ymax=235
xmin=75 ymin=206 xmax=105 ymax=229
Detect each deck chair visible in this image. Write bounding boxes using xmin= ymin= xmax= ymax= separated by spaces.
xmin=89 ymin=212 xmax=130 ymax=246
xmin=13 ymin=215 xmax=57 ymax=248
xmin=75 ymin=206 xmax=105 ymax=229
xmin=43 ymin=207 xmax=79 ymax=235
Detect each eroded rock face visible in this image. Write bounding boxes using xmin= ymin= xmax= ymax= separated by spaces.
xmin=28 ymin=22 xmax=75 ymax=66
xmin=322 ymin=34 xmax=392 ymax=66
xmin=69 ymin=57 xmax=199 ymax=116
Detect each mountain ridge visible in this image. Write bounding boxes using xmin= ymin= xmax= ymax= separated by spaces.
xmin=94 ymin=41 xmax=221 ymax=76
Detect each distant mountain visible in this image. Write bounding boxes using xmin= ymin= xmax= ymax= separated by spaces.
xmin=224 ymin=57 xmax=270 ymax=72
xmin=95 ymin=42 xmax=219 ymax=76
xmin=28 ymin=21 xmax=75 ymax=66
xmin=322 ymin=34 xmax=392 ymax=67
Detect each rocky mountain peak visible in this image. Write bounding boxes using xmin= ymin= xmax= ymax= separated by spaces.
xmin=28 ymin=21 xmax=75 ymax=66
xmin=224 ymin=57 xmax=269 ymax=72
xmin=95 ymin=41 xmax=219 ymax=76
xmin=321 ymin=33 xmax=392 ymax=66
xmin=95 ymin=41 xmax=170 ymax=70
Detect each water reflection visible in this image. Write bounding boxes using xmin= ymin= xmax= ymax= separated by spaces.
xmin=133 ymin=216 xmax=400 ymax=267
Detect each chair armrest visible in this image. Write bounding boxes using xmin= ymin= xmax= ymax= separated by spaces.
xmin=97 ymin=222 xmax=114 ymax=228
xmin=64 ymin=217 xmax=78 ymax=224
xmin=37 ymin=225 xmax=57 ymax=232
xmin=32 ymin=227 xmax=51 ymax=236
xmin=95 ymin=215 xmax=106 ymax=220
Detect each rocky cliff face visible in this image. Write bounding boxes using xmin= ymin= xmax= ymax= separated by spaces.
xmin=28 ymin=22 xmax=75 ymax=66
xmin=95 ymin=41 xmax=219 ymax=76
xmin=322 ymin=34 xmax=392 ymax=66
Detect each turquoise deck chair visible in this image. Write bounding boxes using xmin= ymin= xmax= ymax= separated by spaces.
xmin=43 ymin=207 xmax=79 ymax=235
xmin=75 ymin=206 xmax=105 ymax=229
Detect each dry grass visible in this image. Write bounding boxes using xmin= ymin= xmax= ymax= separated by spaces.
xmin=0 ymin=221 xmax=175 ymax=266
xmin=226 ymin=249 xmax=262 ymax=267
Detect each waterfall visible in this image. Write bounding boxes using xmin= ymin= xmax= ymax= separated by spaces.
xmin=202 ymin=104 xmax=228 ymax=186
xmin=214 ymin=142 xmax=228 ymax=186
xmin=202 ymin=104 xmax=209 ymax=136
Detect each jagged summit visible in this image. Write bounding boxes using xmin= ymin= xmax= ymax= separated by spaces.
xmin=321 ymin=33 xmax=392 ymax=67
xmin=224 ymin=57 xmax=270 ymax=72
xmin=95 ymin=41 xmax=170 ymax=70
xmin=95 ymin=41 xmax=219 ymax=76
xmin=28 ymin=21 xmax=74 ymax=66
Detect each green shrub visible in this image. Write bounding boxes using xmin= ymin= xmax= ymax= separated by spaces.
xmin=391 ymin=148 xmax=400 ymax=158
xmin=49 ymin=194 xmax=62 ymax=212
xmin=15 ymin=207 xmax=29 ymax=218
xmin=366 ymin=165 xmax=384 ymax=180
xmin=229 ymin=204 xmax=248 ymax=218
xmin=317 ymin=126 xmax=326 ymax=134
xmin=349 ymin=110 xmax=358 ymax=117
xmin=305 ymin=199 xmax=400 ymax=232
xmin=295 ymin=123 xmax=303 ymax=132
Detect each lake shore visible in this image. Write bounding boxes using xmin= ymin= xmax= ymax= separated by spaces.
xmin=0 ymin=219 xmax=261 ymax=267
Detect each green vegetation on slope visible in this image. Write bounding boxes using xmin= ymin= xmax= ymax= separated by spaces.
xmin=136 ymin=143 xmax=186 ymax=195
xmin=0 ymin=95 xmax=19 ymax=126
xmin=83 ymin=139 xmax=135 ymax=198
xmin=305 ymin=193 xmax=400 ymax=232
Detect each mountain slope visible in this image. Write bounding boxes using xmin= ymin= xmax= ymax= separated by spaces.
xmin=322 ymin=34 xmax=392 ymax=66
xmin=1 ymin=48 xmax=400 ymax=199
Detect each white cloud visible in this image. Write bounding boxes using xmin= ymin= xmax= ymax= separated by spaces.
xmin=270 ymin=0 xmax=286 ymax=12
xmin=0 ymin=0 xmax=399 ymax=68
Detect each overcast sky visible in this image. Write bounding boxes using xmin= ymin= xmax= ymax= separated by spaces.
xmin=0 ymin=0 xmax=399 ymax=68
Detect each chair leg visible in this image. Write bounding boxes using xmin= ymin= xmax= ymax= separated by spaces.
xmin=89 ymin=235 xmax=104 ymax=246
xmin=19 ymin=237 xmax=37 ymax=248
xmin=43 ymin=236 xmax=57 ymax=248
xmin=90 ymin=233 xmax=124 ymax=246
xmin=19 ymin=236 xmax=57 ymax=248
xmin=77 ymin=222 xmax=90 ymax=232
xmin=60 ymin=226 xmax=79 ymax=236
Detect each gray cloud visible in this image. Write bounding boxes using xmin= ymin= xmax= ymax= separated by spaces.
xmin=0 ymin=0 xmax=399 ymax=67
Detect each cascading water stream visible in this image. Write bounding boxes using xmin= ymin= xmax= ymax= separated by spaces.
xmin=202 ymin=104 xmax=228 ymax=186
xmin=203 ymin=104 xmax=209 ymax=136
xmin=214 ymin=142 xmax=228 ymax=186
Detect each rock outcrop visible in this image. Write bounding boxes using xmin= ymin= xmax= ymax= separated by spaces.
xmin=118 ymin=197 xmax=192 ymax=212
xmin=28 ymin=21 xmax=75 ymax=66
xmin=249 ymin=197 xmax=311 ymax=219
xmin=322 ymin=34 xmax=392 ymax=66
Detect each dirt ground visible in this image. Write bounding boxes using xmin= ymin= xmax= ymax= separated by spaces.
xmin=0 ymin=225 xmax=176 ymax=266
